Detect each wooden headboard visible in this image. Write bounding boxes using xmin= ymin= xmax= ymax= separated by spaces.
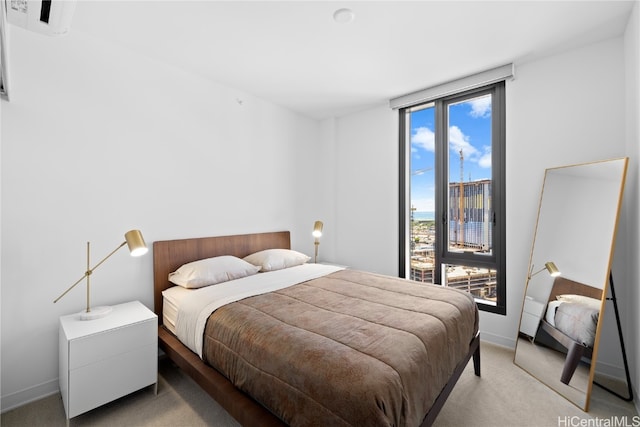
xmin=547 ymin=276 xmax=603 ymax=304
xmin=152 ymin=231 xmax=291 ymax=320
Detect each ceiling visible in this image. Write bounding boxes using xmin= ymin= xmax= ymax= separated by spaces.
xmin=70 ymin=1 xmax=636 ymax=120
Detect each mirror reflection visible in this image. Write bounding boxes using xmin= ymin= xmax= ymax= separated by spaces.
xmin=514 ymin=157 xmax=628 ymax=411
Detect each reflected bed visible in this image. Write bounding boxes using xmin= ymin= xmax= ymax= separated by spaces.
xmin=536 ymin=276 xmax=602 ymax=385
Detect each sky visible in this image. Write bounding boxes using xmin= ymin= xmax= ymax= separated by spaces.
xmin=410 ymin=93 xmax=492 ymax=212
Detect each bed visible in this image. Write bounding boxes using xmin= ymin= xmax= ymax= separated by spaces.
xmin=537 ymin=276 xmax=603 ymax=385
xmin=153 ymin=231 xmax=480 ymax=427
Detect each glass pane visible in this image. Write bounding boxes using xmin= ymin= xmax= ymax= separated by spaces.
xmin=447 ymin=94 xmax=493 ymax=256
xmin=409 ymin=104 xmax=436 ymax=284
xmin=443 ymin=263 xmax=497 ymax=305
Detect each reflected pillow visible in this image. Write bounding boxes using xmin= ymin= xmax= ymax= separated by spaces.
xmin=556 ymin=294 xmax=601 ymax=310
xmin=243 ymin=249 xmax=311 ymax=272
xmin=168 ymin=255 xmax=261 ymax=289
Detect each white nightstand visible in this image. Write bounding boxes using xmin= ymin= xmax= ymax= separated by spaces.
xmin=520 ymin=297 xmax=546 ymax=338
xmin=59 ymin=301 xmax=157 ymax=424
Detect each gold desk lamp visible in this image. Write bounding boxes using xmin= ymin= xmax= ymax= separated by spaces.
xmin=54 ymin=229 xmax=148 ymax=320
xmin=528 ymin=261 xmax=561 ymax=279
xmin=312 ymin=221 xmax=323 ymax=263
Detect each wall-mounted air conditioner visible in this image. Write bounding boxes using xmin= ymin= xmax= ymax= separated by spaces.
xmin=7 ymin=0 xmax=76 ymax=37
xmin=1 ymin=0 xmax=10 ymax=100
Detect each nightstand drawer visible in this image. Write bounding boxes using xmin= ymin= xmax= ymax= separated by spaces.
xmin=68 ymin=342 xmax=157 ymax=418
xmin=520 ymin=312 xmax=542 ymax=337
xmin=523 ymin=298 xmax=545 ymax=317
xmin=69 ymin=319 xmax=156 ymax=370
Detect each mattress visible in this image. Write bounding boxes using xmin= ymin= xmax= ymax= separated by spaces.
xmin=162 ymin=286 xmax=191 ymax=335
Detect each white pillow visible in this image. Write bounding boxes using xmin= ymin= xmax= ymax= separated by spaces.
xmin=243 ymin=249 xmax=310 ymax=272
xmin=556 ymin=294 xmax=602 ymax=310
xmin=168 ymin=255 xmax=261 ymax=289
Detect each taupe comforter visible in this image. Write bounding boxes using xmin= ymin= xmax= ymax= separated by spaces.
xmin=554 ymin=302 xmax=599 ymax=347
xmin=202 ymin=269 xmax=478 ymax=427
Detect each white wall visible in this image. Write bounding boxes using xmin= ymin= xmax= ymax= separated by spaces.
xmin=623 ymin=1 xmax=640 ymax=411
xmin=0 ymin=27 xmax=321 ymax=410
xmin=326 ymin=106 xmax=399 ymax=276
xmin=329 ymin=37 xmax=630 ymax=361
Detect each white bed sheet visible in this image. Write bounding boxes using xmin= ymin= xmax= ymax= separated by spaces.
xmin=544 ymin=300 xmax=562 ymax=326
xmin=162 ymin=286 xmax=191 ymax=335
xmin=166 ymin=263 xmax=345 ymax=358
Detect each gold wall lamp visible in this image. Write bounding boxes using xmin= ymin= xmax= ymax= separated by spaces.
xmin=312 ymin=221 xmax=323 ymax=263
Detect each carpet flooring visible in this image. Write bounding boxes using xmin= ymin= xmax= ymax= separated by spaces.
xmin=1 ymin=341 xmax=637 ymax=427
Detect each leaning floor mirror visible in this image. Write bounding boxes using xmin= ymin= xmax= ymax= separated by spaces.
xmin=514 ymin=157 xmax=628 ymax=411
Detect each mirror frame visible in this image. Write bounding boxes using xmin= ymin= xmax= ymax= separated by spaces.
xmin=514 ymin=157 xmax=628 ymax=411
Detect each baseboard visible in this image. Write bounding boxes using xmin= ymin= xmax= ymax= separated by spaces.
xmin=0 ymin=378 xmax=59 ymax=413
xmin=479 ymin=329 xmax=516 ymax=349
xmin=594 ymin=358 xmax=626 ymax=381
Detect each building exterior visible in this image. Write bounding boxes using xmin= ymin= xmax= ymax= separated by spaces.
xmin=411 ymin=179 xmax=495 ymax=301
xmin=448 ymin=179 xmax=492 ymax=252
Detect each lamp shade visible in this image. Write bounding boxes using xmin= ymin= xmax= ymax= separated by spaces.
xmin=125 ymin=229 xmax=148 ymax=257
xmin=312 ymin=221 xmax=323 ymax=238
xmin=544 ymin=262 xmax=561 ymax=277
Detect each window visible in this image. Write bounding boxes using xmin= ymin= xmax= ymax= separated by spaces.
xmin=399 ymin=82 xmax=506 ymax=314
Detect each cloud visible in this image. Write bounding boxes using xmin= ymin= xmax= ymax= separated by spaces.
xmin=412 ymin=125 xmax=491 ymax=173
xmin=478 ymin=145 xmax=492 ymax=168
xmin=449 ymin=126 xmax=492 ymax=170
xmin=411 ymin=126 xmax=435 ymax=152
xmin=449 ymin=126 xmax=478 ymax=158
xmin=468 ymin=96 xmax=492 ymax=118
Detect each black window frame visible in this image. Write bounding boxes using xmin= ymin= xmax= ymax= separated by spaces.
xmin=399 ymin=81 xmax=506 ymax=315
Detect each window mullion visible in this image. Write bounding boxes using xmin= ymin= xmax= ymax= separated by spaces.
xmin=398 ymin=109 xmax=409 ymax=279
xmin=433 ymin=99 xmax=446 ymax=286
